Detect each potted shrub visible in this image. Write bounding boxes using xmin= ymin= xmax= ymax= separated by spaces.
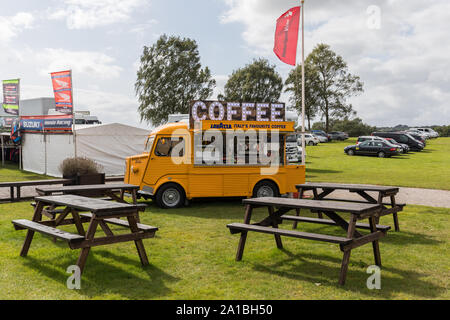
xmin=59 ymin=157 xmax=105 ymax=195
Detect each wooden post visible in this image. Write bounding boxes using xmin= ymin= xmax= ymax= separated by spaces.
xmin=339 ymin=214 xmax=357 ymax=285
xmin=390 ymin=194 xmax=400 ymax=231
xmin=369 ymin=216 xmax=382 ymax=266
xmin=269 ymin=206 xmax=283 ymax=249
xmin=236 ymin=204 xmax=253 ymax=261
xmin=20 ymin=201 xmax=44 ymax=257
xmin=76 ymin=217 xmax=98 ymax=274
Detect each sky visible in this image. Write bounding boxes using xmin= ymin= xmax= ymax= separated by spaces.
xmin=0 ymin=0 xmax=449 ymax=129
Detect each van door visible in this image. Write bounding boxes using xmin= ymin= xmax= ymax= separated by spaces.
xmin=143 ymin=135 xmax=188 ymax=186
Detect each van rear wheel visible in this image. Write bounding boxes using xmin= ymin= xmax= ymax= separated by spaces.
xmin=155 ymin=183 xmax=185 ymax=209
xmin=253 ymin=181 xmax=280 ymax=198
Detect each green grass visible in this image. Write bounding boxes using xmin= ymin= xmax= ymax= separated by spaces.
xmin=0 ymin=163 xmax=51 ymax=182
xmin=0 ymin=199 xmax=448 ymax=300
xmin=0 ymin=137 xmax=449 ymax=299
xmin=305 ymin=137 xmax=450 ymax=190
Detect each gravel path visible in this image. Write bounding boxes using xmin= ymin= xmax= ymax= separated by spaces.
xmin=1 ymin=183 xmax=450 ymax=208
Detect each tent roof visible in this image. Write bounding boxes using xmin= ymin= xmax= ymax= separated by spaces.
xmin=74 ymin=123 xmax=150 ymax=136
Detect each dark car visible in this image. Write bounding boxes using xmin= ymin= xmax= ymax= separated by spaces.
xmin=311 ymin=130 xmax=331 ymax=141
xmin=328 ymin=131 xmax=348 ymax=141
xmin=344 ymin=140 xmax=401 ymax=158
xmin=384 ymin=137 xmax=409 ymax=153
xmin=401 ymin=131 xmax=426 ymax=146
xmin=371 ymin=132 xmax=424 ymax=151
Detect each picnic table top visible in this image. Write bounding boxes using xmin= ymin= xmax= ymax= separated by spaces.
xmin=36 ymin=183 xmax=139 ymax=194
xmin=35 ymin=194 xmax=138 ymax=214
xmin=296 ymin=182 xmax=399 ymax=193
xmin=242 ymin=197 xmax=381 ymax=215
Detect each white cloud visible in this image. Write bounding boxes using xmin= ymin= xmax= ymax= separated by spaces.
xmin=48 ymin=0 xmax=149 ymax=29
xmin=221 ymin=0 xmax=450 ymax=126
xmin=36 ymin=48 xmax=123 ymax=79
xmin=0 ymin=12 xmax=34 ymax=42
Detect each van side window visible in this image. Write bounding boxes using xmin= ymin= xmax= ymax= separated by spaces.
xmin=154 ymin=137 xmax=185 ymax=157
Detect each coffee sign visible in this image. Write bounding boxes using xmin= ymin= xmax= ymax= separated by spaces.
xmin=189 ymin=100 xmax=285 ymax=128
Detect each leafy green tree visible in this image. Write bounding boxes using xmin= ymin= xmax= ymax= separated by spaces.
xmin=308 ymin=44 xmax=363 ymax=132
xmin=432 ymin=125 xmax=450 ymax=137
xmin=285 ymin=58 xmax=320 ymax=130
xmin=219 ymin=58 xmax=283 ymax=102
xmin=312 ymin=117 xmax=376 ymax=137
xmin=135 ymin=34 xmax=216 ymax=125
xmin=332 ymin=117 xmax=377 ymax=137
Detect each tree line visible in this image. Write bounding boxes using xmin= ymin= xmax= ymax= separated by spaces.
xmin=136 ymin=34 xmax=365 ymax=132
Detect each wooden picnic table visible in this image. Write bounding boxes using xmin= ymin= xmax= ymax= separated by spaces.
xmin=227 ymin=197 xmax=390 ymax=285
xmin=295 ymin=183 xmax=405 ymax=231
xmin=35 ymin=183 xmax=146 ymax=222
xmin=12 ymin=194 xmax=158 ymax=275
xmin=35 ymin=183 xmax=140 ymax=204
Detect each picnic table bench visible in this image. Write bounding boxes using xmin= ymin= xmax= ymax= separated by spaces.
xmin=12 ymin=194 xmax=158 ymax=275
xmin=295 ymin=183 xmax=405 ymax=231
xmin=227 ymin=197 xmax=390 ymax=285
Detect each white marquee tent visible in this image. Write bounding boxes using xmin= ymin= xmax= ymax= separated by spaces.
xmin=22 ymin=123 xmax=149 ymax=177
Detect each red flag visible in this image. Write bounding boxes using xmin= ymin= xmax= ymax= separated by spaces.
xmin=51 ymin=70 xmax=73 ymax=114
xmin=273 ymin=6 xmax=300 ymax=66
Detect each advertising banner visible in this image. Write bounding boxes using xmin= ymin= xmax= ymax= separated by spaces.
xmin=20 ymin=115 xmax=73 ymax=133
xmin=51 ymin=70 xmax=73 ymax=114
xmin=189 ymin=100 xmax=286 ymax=129
xmin=2 ymin=79 xmax=20 ymax=115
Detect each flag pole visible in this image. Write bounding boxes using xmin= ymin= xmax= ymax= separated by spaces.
xmin=300 ymin=0 xmax=306 ymax=165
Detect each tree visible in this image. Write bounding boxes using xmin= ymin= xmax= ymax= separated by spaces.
xmin=284 ymin=58 xmax=320 ymax=130
xmin=135 ymin=34 xmax=216 ymax=126
xmin=219 ymin=58 xmax=283 ymax=102
xmin=308 ymin=44 xmax=363 ymax=132
xmin=332 ymin=117 xmax=377 ymax=137
xmin=312 ymin=117 xmax=376 ymax=137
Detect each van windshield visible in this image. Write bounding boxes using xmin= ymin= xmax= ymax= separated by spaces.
xmin=144 ymin=136 xmax=155 ymax=153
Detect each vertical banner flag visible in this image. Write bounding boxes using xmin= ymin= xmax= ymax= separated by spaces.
xmin=2 ymin=79 xmax=20 ymax=115
xmin=51 ymin=70 xmax=73 ymax=113
xmin=273 ymin=6 xmax=301 ymax=66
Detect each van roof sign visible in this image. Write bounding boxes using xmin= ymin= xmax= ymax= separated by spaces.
xmin=189 ymin=100 xmax=285 ymax=128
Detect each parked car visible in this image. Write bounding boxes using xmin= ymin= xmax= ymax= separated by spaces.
xmin=345 ymin=140 xmax=401 ymax=158
xmin=412 ymin=127 xmax=439 ymax=138
xmin=299 ymin=133 xmax=320 ymax=146
xmin=313 ymin=133 xmax=328 ymax=143
xmin=384 ymin=138 xmax=410 ymax=153
xmin=371 ymin=132 xmax=424 ymax=151
xmin=311 ymin=130 xmax=331 ymax=142
xmin=402 ymin=131 xmax=426 ymax=146
xmin=328 ymin=131 xmax=348 ymax=141
xmin=357 ymin=136 xmax=408 ymax=153
xmin=407 ymin=129 xmax=430 ymax=140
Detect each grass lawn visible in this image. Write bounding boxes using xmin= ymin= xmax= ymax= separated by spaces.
xmin=305 ymin=137 xmax=450 ymax=190
xmin=0 ymin=199 xmax=448 ymax=300
xmin=0 ymin=163 xmax=51 ymax=182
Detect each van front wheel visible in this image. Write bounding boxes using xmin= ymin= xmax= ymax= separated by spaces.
xmin=253 ymin=181 xmax=280 ymax=198
xmin=155 ymin=183 xmax=185 ymax=209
